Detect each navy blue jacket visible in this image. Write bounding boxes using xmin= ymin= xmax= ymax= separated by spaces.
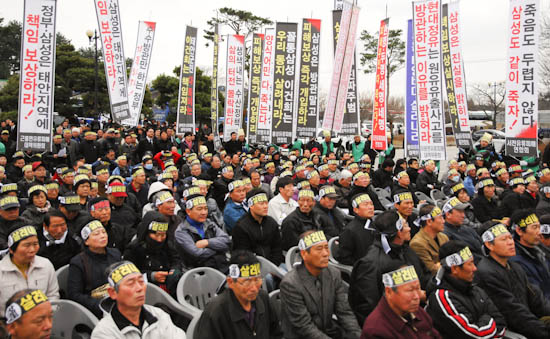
xmin=510 ymin=241 xmax=550 ymax=300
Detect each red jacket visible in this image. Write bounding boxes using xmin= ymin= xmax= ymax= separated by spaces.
xmin=153 ymin=151 xmax=181 ymax=170
xmin=361 ymin=296 xmax=441 ymax=339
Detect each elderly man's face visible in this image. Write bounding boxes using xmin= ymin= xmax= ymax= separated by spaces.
xmin=386 ymin=280 xmax=422 ymax=315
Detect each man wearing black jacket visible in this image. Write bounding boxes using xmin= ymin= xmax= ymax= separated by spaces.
xmin=416 ymin=160 xmax=441 ymax=195
xmin=79 ymin=131 xmax=100 ymax=164
xmin=337 ymin=193 xmax=376 ymax=266
xmin=281 ymin=189 xmax=324 ymax=251
xmin=427 ymin=240 xmax=507 ymax=339
xmin=347 ymin=171 xmax=384 ymax=213
xmin=38 ymin=210 xmax=82 ymax=270
xmin=136 ymin=128 xmax=155 ymax=160
xmin=476 ymin=222 xmax=550 ymax=339
xmin=232 ymin=189 xmax=283 ymax=266
xmin=313 ymin=186 xmax=347 ymax=236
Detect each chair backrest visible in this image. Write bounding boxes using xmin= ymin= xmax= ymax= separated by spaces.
xmin=51 ymin=299 xmax=98 ymax=339
xmin=415 ymin=191 xmax=434 ymax=204
xmin=55 ymin=264 xmax=70 ymax=299
xmin=146 ymin=283 xmax=198 ymax=319
xmin=176 ymin=267 xmax=226 ymax=312
xmin=257 ymin=256 xmax=286 ymax=280
xmin=285 ymin=246 xmax=302 ymax=269
xmin=328 ymin=236 xmax=340 ymax=264
xmin=185 ymin=311 xmax=202 ymax=339
xmin=430 ymin=188 xmax=446 ymax=201
xmin=269 ymin=289 xmax=282 ymax=322
xmin=374 ymin=187 xmax=390 ymax=200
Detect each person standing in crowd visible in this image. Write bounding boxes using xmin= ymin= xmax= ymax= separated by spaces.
xmin=280 ymin=230 xmax=361 ymax=339
xmin=196 ymin=250 xmax=283 ymax=338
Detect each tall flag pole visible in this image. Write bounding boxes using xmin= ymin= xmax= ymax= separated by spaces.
xmin=123 ymin=21 xmax=156 ymax=127
xmin=17 ymin=0 xmax=57 ymax=152
xmin=93 ymin=0 xmax=130 ymax=124
xmin=505 ymin=0 xmax=540 ymax=157
xmin=371 ymin=18 xmax=390 ymax=151
xmin=247 ymin=33 xmax=264 ymax=145
xmin=210 ymin=24 xmax=219 ymax=137
xmin=405 ymin=19 xmax=420 ymax=158
xmin=223 ymin=34 xmax=245 ymax=141
xmin=176 ymin=26 xmax=198 ymax=134
xmin=271 ymin=22 xmax=298 ymax=145
xmin=442 ymin=3 xmax=472 ymax=151
xmin=412 ymin=0 xmax=446 ymax=160
xmin=296 ymin=18 xmax=321 ymax=139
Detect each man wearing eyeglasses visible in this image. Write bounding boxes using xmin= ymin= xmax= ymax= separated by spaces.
xmin=196 ymin=250 xmax=282 ymax=338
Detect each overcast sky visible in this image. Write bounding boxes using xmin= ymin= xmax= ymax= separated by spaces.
xmin=3 ymin=0 xmax=549 ymax=98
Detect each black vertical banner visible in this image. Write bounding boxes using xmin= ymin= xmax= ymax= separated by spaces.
xmin=272 ymin=22 xmax=298 ymax=145
xmin=176 ymin=26 xmax=197 ymax=134
xmin=297 ymin=19 xmax=321 ymax=139
xmin=332 ymin=10 xmax=360 ymax=137
xmin=247 ymin=33 xmax=264 ymax=145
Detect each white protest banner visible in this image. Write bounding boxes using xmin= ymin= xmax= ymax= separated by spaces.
xmin=17 ymin=0 xmax=57 ymax=152
xmin=257 ymin=28 xmax=275 ymax=144
xmin=123 ymin=21 xmax=155 ymax=127
xmin=505 ymin=0 xmax=540 ymax=157
xmin=223 ymin=35 xmax=245 ymax=141
xmin=93 ymin=0 xmax=131 ymax=123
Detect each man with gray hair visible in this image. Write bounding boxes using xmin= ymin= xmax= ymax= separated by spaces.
xmin=91 ymin=261 xmax=185 ymax=338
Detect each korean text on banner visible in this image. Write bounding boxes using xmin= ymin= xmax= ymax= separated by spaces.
xmin=271 ymin=22 xmax=298 ymax=145
xmin=296 ymin=18 xmax=321 ymax=139
xmin=371 ymin=18 xmax=390 ymax=151
xmin=325 ymin=1 xmax=361 ymax=134
xmin=176 ymin=26 xmax=197 ymax=134
xmin=412 ymin=0 xmax=447 ymax=160
xmin=247 ymin=33 xmax=264 ymax=144
xmin=18 ymin=0 xmax=57 ymax=152
xmin=210 ymin=25 xmax=219 ymax=135
xmin=405 ymin=19 xmax=420 ymax=158
xmin=505 ymin=0 xmax=540 ymax=157
xmin=223 ymin=35 xmax=245 ymax=141
xmin=257 ymin=28 xmax=275 ymax=144
xmin=123 ymin=21 xmax=155 ymax=127
xmin=446 ymin=1 xmax=472 ymax=150
xmin=94 ymin=0 xmax=130 ymax=123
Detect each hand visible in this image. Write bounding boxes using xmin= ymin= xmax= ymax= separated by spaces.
xmin=434 ymin=262 xmax=441 ymax=271
xmin=501 ymin=217 xmax=511 ymax=226
xmin=154 ymin=271 xmax=169 ymax=283
xmin=196 ymin=239 xmax=209 ymax=248
xmin=419 ymin=200 xmax=427 ymax=204
xmin=53 ymin=154 xmax=58 ymax=158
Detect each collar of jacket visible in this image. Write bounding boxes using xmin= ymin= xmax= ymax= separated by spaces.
xmin=315 ymin=202 xmax=331 ymax=214
xmin=111 ymin=304 xmax=157 ymax=333
xmin=515 ymin=240 xmax=546 ymax=263
xmin=227 ymin=288 xmax=265 ymax=324
xmin=440 ymin=272 xmax=474 ymax=295
xmin=183 ymin=217 xmax=215 ymax=234
xmin=377 ymin=295 xmax=419 ymax=332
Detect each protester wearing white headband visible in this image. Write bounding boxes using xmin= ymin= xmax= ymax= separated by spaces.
xmin=426 ymin=240 xmax=506 ymax=338
xmin=4 ymin=289 xmax=52 ymax=338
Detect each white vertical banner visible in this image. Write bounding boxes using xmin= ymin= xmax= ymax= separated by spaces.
xmin=505 ymin=0 xmax=540 ymax=157
xmin=257 ymin=28 xmax=275 ymax=144
xmin=446 ymin=1 xmax=473 ymax=149
xmin=122 ymin=21 xmax=155 ymax=127
xmin=17 ymin=0 xmax=57 ymax=152
xmin=223 ymin=35 xmax=245 ymax=142
xmin=93 ymin=0 xmax=131 ymax=123
xmin=412 ymin=0 xmax=447 ymax=160
xmin=323 ymin=0 xmax=360 ymax=133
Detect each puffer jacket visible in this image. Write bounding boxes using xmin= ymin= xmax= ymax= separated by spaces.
xmin=337 ymin=216 xmax=376 ymax=266
xmin=20 ymin=204 xmax=51 ymax=228
xmin=510 ymin=241 xmax=550 ymax=299
xmin=174 ymin=217 xmax=230 ymax=272
xmin=476 ymin=255 xmax=550 ymax=339
xmin=427 ymin=273 xmax=506 ymax=339
xmin=536 ymin=195 xmax=550 ymax=217
xmin=349 ymin=239 xmax=432 ymax=325
xmin=91 ymin=303 xmax=186 ymax=338
xmin=416 ymin=170 xmax=440 ymax=195
xmin=110 ymin=203 xmax=141 ymax=229
xmin=471 ymin=195 xmax=502 ymax=224
xmin=232 ymin=212 xmax=283 ymax=266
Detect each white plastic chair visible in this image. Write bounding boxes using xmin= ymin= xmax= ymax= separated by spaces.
xmin=176 ymin=267 xmax=226 ymax=314
xmin=55 ymin=264 xmax=70 ymax=298
xmin=430 ymin=188 xmax=446 ymax=201
xmin=145 ymin=283 xmax=198 ymax=319
xmin=285 ymin=246 xmax=302 ymax=269
xmin=328 ymin=236 xmax=352 ymax=276
xmin=185 ymin=311 xmax=202 ymax=339
xmin=51 ymin=299 xmax=99 ymax=339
